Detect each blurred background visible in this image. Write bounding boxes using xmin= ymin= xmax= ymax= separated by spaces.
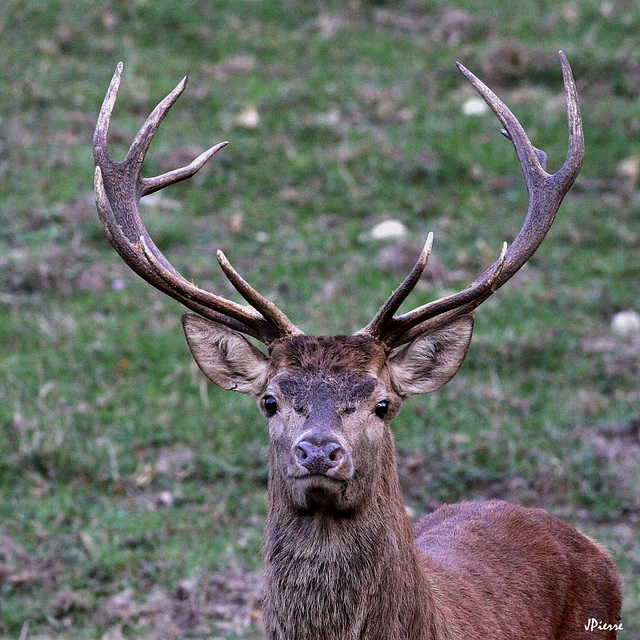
xmin=0 ymin=0 xmax=638 ymax=638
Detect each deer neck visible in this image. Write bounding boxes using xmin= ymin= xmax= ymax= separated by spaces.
xmin=262 ymin=437 xmax=437 ymax=640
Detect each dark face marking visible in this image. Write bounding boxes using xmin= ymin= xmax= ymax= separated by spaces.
xmin=275 ymin=372 xmax=377 ymax=414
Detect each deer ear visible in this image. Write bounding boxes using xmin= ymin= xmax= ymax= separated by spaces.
xmin=387 ymin=314 xmax=474 ymax=397
xmin=182 ymin=313 xmax=270 ymax=396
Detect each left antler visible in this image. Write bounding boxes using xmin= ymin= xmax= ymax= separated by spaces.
xmin=358 ymin=51 xmax=584 ymax=348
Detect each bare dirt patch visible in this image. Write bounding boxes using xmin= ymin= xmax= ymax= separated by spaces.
xmin=374 ymin=6 xmax=488 ymax=46
xmin=1 ymin=242 xmax=128 ymax=296
xmin=577 ymin=417 xmax=640 ymax=514
xmin=0 ymin=529 xmax=59 ymax=591
xmin=101 ymin=567 xmax=264 ymax=640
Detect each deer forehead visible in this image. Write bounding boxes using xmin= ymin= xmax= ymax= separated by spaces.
xmin=267 ymin=370 xmax=388 ymax=444
xmin=268 ymin=334 xmax=389 ymax=373
xmin=264 ymin=335 xmax=393 ymax=426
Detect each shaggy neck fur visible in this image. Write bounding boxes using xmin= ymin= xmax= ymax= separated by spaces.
xmin=262 ymin=432 xmax=438 ymax=640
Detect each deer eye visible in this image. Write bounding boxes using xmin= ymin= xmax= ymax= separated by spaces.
xmin=263 ymin=396 xmax=278 ymax=417
xmin=374 ymin=400 xmax=390 ymax=419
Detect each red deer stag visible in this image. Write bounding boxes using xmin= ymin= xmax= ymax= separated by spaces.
xmin=94 ymin=52 xmax=622 ymax=640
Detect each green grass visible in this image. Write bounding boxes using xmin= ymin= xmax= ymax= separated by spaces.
xmin=1 ymin=0 xmax=639 ymax=637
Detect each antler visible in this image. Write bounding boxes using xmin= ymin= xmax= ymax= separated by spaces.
xmin=358 ymin=51 xmax=584 ymax=348
xmin=93 ymin=63 xmax=302 ymax=347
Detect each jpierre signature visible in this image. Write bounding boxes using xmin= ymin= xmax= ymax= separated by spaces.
xmin=584 ymin=618 xmax=623 ymax=632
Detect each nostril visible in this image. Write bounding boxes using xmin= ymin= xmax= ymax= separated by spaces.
xmin=327 ymin=443 xmax=343 ymax=463
xmin=295 ymin=442 xmax=311 ymax=462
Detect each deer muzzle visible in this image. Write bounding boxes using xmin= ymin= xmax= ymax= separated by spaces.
xmin=291 ymin=430 xmax=353 ymax=480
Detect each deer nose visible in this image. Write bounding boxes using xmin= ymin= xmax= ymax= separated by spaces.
xmin=293 ymin=435 xmax=346 ymax=475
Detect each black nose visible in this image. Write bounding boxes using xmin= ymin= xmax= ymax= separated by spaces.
xmin=294 ymin=436 xmax=345 ymax=475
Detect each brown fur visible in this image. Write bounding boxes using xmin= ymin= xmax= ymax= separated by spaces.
xmin=181 ymin=316 xmax=623 ymax=640
xmin=415 ymin=501 xmax=622 ymax=639
xmin=270 ymin=334 xmax=389 ymax=374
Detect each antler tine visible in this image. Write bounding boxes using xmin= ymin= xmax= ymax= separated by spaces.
xmin=384 ymin=243 xmax=508 ymax=346
xmin=138 ymin=236 xmax=265 ymax=326
xmin=94 ymin=64 xmax=302 ymax=346
xmin=358 ymin=234 xmax=433 ymax=342
xmin=216 ymin=250 xmax=304 ymax=339
xmin=359 ymin=52 xmax=584 ymax=349
xmin=557 ymin=50 xmax=585 ymax=183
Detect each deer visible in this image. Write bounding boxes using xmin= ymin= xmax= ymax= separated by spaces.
xmin=93 ymin=52 xmax=622 ymax=640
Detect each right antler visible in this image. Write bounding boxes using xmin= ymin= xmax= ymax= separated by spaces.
xmin=358 ymin=51 xmax=584 ymax=348
xmin=93 ymin=63 xmax=302 ymax=347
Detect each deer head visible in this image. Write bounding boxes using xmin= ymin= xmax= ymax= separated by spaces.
xmin=93 ymin=52 xmax=583 ymax=517
xmin=182 ymin=316 xmax=472 ymax=513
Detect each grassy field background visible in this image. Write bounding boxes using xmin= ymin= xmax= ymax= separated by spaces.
xmin=1 ymin=1 xmax=639 ymax=638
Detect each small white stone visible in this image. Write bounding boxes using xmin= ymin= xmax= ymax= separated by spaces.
xmin=140 ymin=192 xmax=183 ymax=209
xmin=600 ymin=1 xmax=614 ymax=18
xmin=370 ymin=219 xmax=407 ymax=240
xmin=314 ymin=109 xmax=340 ymax=126
xmin=611 ymin=310 xmax=640 ymax=336
xmin=462 ymin=97 xmax=489 ymax=116
xmin=236 ymin=106 xmax=260 ymax=128
xmin=156 ymin=491 xmax=174 ymax=507
xmin=617 ymin=155 xmax=640 ymax=184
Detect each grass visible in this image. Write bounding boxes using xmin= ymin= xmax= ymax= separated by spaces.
xmin=1 ymin=0 xmax=639 ymax=637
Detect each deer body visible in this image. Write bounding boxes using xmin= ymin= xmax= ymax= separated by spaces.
xmin=266 ymin=487 xmax=621 ymax=640
xmin=93 ymin=52 xmax=622 ymax=640
xmin=183 ymin=329 xmax=621 ymax=640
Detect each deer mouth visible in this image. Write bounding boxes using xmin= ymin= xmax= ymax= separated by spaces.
xmin=290 ymin=463 xmax=353 ymax=478
xmin=295 ymin=473 xmax=344 ymax=487
xmin=293 ymin=474 xmax=349 ymax=510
